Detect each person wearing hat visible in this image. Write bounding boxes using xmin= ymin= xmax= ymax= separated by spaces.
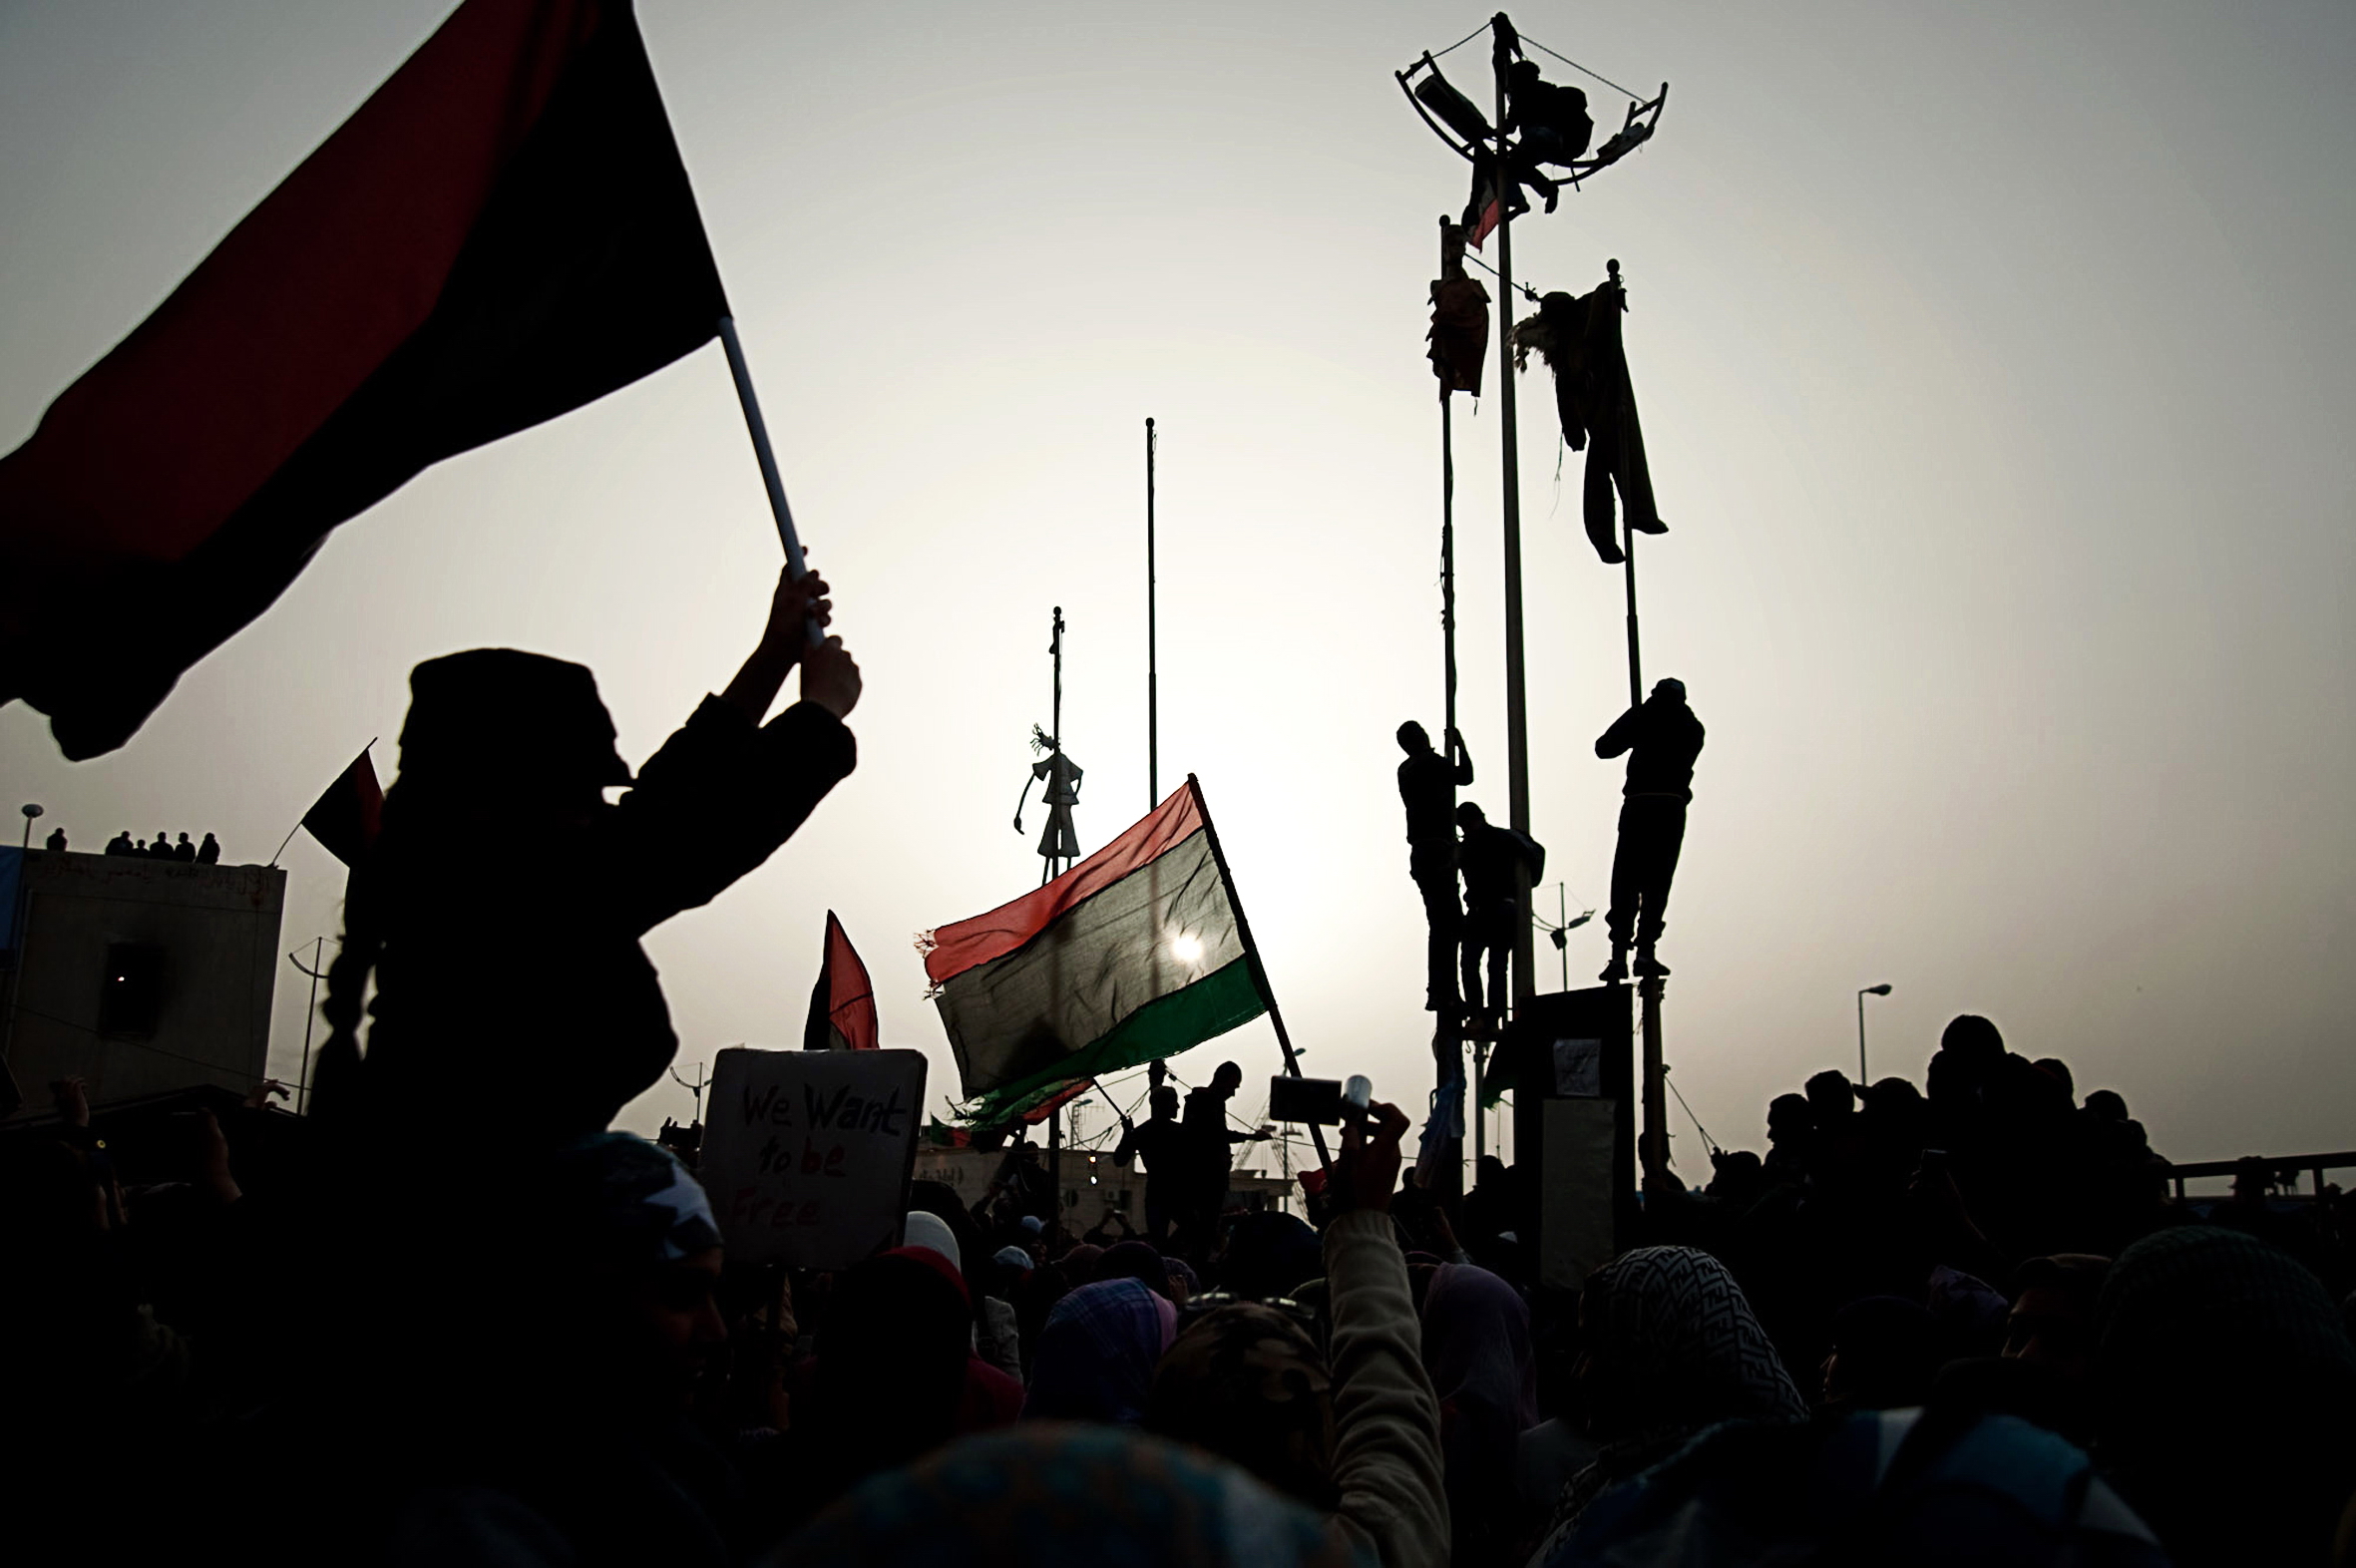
xmin=1596 ymin=677 xmax=1704 ymax=981
xmin=309 ymin=566 xmax=860 ymax=1143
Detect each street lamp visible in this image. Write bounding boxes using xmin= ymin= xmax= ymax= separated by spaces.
xmin=19 ymin=803 xmax=43 ymax=849
xmin=1856 ymin=983 xmax=1893 ymax=1082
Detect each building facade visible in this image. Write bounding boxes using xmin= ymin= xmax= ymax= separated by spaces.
xmin=0 ymin=849 xmax=285 ymax=1120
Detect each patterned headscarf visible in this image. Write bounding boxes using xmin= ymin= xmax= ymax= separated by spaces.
xmin=774 ymin=1424 xmax=1370 ymax=1568
xmin=1577 ymin=1246 xmax=1805 ymax=1447
xmin=1544 ymin=1245 xmax=1806 ymax=1535
xmin=1148 ymin=1304 xmax=1338 ymax=1509
xmin=1024 ymin=1279 xmax=1178 ymax=1425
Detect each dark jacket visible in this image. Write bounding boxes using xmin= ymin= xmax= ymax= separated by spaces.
xmin=1398 ymin=747 xmax=1474 ymax=850
xmin=1596 ymin=696 xmax=1704 ymax=799
xmin=356 ymin=696 xmax=855 ymax=1142
xmin=1460 ymin=821 xmax=1545 ymax=907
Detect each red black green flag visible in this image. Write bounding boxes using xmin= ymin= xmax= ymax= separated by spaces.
xmin=0 ymin=0 xmax=728 ymax=759
xmin=803 ymin=911 xmax=880 ymax=1052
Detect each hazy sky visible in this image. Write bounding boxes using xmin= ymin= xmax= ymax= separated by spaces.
xmin=3 ymin=0 xmax=2351 ymax=1172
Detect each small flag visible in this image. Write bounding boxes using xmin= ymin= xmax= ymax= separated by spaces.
xmin=0 ymin=0 xmax=729 ymax=759
xmin=301 ymin=748 xmax=384 ymax=869
xmin=803 ymin=911 xmax=880 ymax=1051
xmin=924 ymin=778 xmax=1268 ymax=1124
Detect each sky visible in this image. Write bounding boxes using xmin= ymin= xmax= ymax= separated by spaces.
xmin=2 ymin=0 xmax=2351 ymax=1175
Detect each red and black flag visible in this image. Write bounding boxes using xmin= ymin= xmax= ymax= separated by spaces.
xmin=0 ymin=0 xmax=729 ymax=759
xmin=803 ymin=911 xmax=880 ymax=1052
xmin=300 ymin=747 xmax=385 ymax=869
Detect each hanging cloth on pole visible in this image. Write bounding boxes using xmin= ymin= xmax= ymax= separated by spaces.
xmin=1514 ymin=266 xmax=1665 ymax=565
xmin=1427 ymin=219 xmax=1490 ymax=396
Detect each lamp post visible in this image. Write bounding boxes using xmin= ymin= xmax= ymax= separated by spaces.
xmin=1856 ymin=983 xmax=1892 ymax=1082
xmin=18 ymin=804 xmax=42 ymax=849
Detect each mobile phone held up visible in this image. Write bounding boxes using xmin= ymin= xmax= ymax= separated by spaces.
xmin=1268 ymin=1075 xmax=1344 ymax=1126
xmin=1268 ymin=1075 xmax=1374 ymax=1126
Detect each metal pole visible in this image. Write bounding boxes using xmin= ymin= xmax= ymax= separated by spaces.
xmin=1147 ymin=420 xmax=1159 ymax=809
xmin=293 ymin=937 xmax=324 ymax=1114
xmin=1441 ymin=212 xmax=1472 ymax=1178
xmin=1560 ymin=883 xmax=1570 ymax=990
xmin=1492 ymin=16 xmax=1536 ymax=1018
xmin=1640 ymin=974 xmax=1668 ymax=1177
xmin=1439 ymin=222 xmax=1459 ymax=761
xmin=1857 ymin=989 xmax=1869 ymax=1083
xmin=1048 ymin=1105 xmax=1063 ymax=1241
xmin=1624 ymin=518 xmax=1643 ymax=709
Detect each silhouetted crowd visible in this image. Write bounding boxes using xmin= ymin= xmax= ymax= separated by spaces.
xmin=97 ymin=828 xmax=221 ymax=863
xmin=9 ymin=1008 xmax=2356 ymax=1567
xmin=10 ymin=573 xmax=2355 ymax=1566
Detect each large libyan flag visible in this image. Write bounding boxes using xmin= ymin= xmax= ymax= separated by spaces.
xmin=925 ymin=777 xmax=1271 ymax=1123
xmin=0 ymin=0 xmax=727 ymax=759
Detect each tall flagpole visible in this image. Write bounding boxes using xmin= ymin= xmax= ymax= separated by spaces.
xmin=1491 ymin=17 xmax=1537 ymax=1022
xmin=1438 ymin=214 xmax=1475 ymax=1169
xmin=1438 ymin=223 xmax=1459 ymax=786
xmin=1146 ymin=418 xmax=1159 ymax=809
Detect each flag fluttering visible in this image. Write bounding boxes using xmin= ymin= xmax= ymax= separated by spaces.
xmin=0 ymin=0 xmax=728 ymax=759
xmin=300 ymin=747 xmax=384 ymax=869
xmin=924 ymin=779 xmax=1269 ymax=1124
xmin=803 ymin=911 xmax=880 ymax=1052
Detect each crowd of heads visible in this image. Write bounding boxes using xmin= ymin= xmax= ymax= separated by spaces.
xmin=10 ymin=1007 xmax=2356 ymax=1565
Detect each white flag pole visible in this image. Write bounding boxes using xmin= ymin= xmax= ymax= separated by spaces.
xmin=716 ymin=316 xmax=824 ymax=645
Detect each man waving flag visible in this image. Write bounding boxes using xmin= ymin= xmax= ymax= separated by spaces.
xmin=0 ymin=0 xmax=728 ymax=758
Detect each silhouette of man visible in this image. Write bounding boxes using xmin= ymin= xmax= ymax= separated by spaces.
xmin=1502 ymin=59 xmax=1593 ymax=211
xmin=105 ymin=831 xmax=133 ymax=857
xmin=43 ymin=827 xmax=66 ymax=852
xmin=1176 ymin=1061 xmax=1263 ymax=1255
xmin=196 ymin=832 xmax=220 ymax=865
xmin=1456 ymin=801 xmax=1545 ymax=1036
xmin=172 ymin=832 xmax=196 ymax=862
xmin=1112 ymin=1085 xmax=1188 ymax=1245
xmin=1596 ymin=677 xmax=1704 ymax=981
xmin=148 ymin=830 xmax=174 ymax=860
xmin=1396 ymin=720 xmax=1474 ymax=1016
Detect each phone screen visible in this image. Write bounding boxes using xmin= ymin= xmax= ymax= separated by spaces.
xmin=1267 ymin=1075 xmax=1344 ymax=1126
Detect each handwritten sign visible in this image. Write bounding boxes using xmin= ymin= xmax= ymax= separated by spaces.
xmin=701 ymin=1046 xmax=928 ymax=1269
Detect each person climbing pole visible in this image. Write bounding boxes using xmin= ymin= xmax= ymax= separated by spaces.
xmin=1456 ymin=801 xmax=1544 ymax=1038
xmin=1597 ymin=677 xmax=1704 ymax=982
xmin=1503 ymin=59 xmax=1593 ymax=210
xmin=1397 ymin=720 xmax=1474 ymax=1017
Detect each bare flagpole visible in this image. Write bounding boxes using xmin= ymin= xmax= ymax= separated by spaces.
xmin=1490 ymin=16 xmax=1536 ymax=1025
xmin=1147 ymin=418 xmax=1159 ymax=809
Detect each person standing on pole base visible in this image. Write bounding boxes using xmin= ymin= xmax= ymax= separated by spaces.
xmin=1597 ymin=677 xmax=1705 ymax=982
xmin=1397 ymin=720 xmax=1474 ymax=1017
xmin=1176 ymin=1061 xmax=1267 ymax=1258
xmin=1457 ymin=801 xmax=1544 ymax=1039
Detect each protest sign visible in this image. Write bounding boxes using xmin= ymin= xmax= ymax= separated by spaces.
xmin=700 ymin=1046 xmax=927 ymax=1268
